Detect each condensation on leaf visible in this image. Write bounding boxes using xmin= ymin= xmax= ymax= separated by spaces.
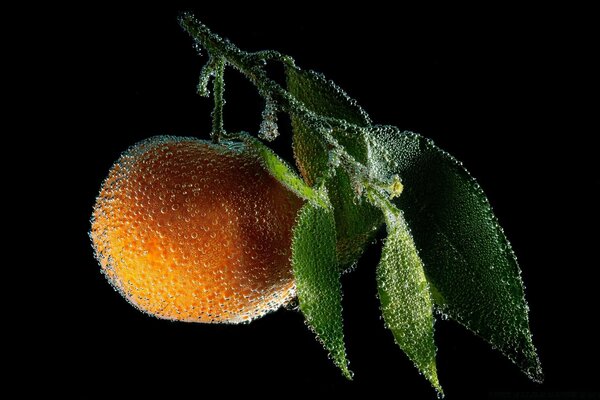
xmin=286 ymin=66 xmax=383 ymax=267
xmin=178 ymin=14 xmax=542 ymax=387
xmin=376 ymin=204 xmax=442 ymax=395
xmin=238 ymin=133 xmax=326 ymax=207
xmin=291 ymin=196 xmax=352 ymax=379
xmin=286 ymin=68 xmax=371 ymax=126
xmin=368 ymin=126 xmax=543 ymax=382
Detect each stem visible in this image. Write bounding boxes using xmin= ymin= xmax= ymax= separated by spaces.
xmin=197 ymin=56 xmax=218 ymax=97
xmin=211 ymin=58 xmax=225 ymax=143
xmin=179 ymin=13 xmax=396 ymax=197
xmin=180 ymin=14 xmax=359 ymax=137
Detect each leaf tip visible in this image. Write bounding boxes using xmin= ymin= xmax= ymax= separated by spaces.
xmin=339 ymin=363 xmax=354 ymax=381
xmin=419 ymin=359 xmax=444 ymax=398
xmin=524 ymin=353 xmax=544 ymax=384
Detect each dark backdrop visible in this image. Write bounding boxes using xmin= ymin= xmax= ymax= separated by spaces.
xmin=47 ymin=4 xmax=596 ymax=399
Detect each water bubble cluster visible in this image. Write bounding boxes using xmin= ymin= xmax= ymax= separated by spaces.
xmin=91 ymin=136 xmax=303 ymax=323
xmin=258 ymin=98 xmax=279 ymax=141
xmin=377 ymin=207 xmax=440 ymax=393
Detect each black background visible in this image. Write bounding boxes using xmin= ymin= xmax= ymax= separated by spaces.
xmin=41 ymin=3 xmax=597 ymax=399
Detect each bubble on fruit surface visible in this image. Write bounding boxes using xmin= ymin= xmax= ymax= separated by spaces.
xmin=90 ymin=136 xmax=304 ymax=323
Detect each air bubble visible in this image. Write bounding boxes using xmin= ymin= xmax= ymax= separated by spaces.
xmin=258 ymin=98 xmax=279 ymax=141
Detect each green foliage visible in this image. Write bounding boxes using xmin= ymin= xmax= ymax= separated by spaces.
xmin=180 ymin=13 xmax=543 ymax=393
xmin=286 ymin=66 xmax=383 ymax=267
xmin=292 ymin=194 xmax=351 ymax=379
xmin=238 ymin=133 xmax=326 ymax=207
xmin=369 ymin=126 xmax=543 ymax=382
xmin=375 ymin=202 xmax=441 ymax=394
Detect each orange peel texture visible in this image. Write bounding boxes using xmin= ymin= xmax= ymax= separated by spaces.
xmin=91 ymin=136 xmax=303 ymax=323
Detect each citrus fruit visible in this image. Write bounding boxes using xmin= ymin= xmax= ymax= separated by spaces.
xmin=91 ymin=136 xmax=303 ymax=323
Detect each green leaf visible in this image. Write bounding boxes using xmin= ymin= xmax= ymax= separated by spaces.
xmin=369 ymin=126 xmax=543 ymax=382
xmin=375 ymin=202 xmax=442 ymax=394
xmin=286 ymin=66 xmax=383 ymax=266
xmin=237 ymin=132 xmax=327 ymax=207
xmin=291 ymin=193 xmax=351 ymax=379
xmin=285 ymin=67 xmax=371 ymax=126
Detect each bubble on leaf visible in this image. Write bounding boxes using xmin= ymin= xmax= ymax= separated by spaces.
xmin=292 ymin=199 xmax=351 ymax=379
xmin=368 ymin=125 xmax=543 ymax=382
xmin=286 ymin=65 xmax=383 ymax=268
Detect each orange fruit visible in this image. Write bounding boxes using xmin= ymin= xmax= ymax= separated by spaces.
xmin=91 ymin=136 xmax=303 ymax=323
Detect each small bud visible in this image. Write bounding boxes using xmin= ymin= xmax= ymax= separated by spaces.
xmin=388 ymin=175 xmax=404 ymax=199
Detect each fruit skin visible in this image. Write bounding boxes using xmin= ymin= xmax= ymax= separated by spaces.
xmin=91 ymin=136 xmax=303 ymax=323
